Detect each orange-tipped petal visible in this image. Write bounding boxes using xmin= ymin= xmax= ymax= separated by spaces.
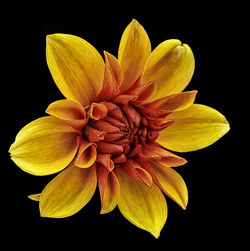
xmin=84 ymin=126 xmax=106 ymax=142
xmin=148 ymin=143 xmax=187 ymax=167
xmin=46 ymin=99 xmax=88 ymax=128
xmin=96 ymin=51 xmax=122 ymax=102
xmin=101 ymin=171 xmax=120 ymax=214
xmin=96 ymin=153 xmax=114 ymax=171
xmin=103 ymin=116 xmax=126 ymax=128
xmin=40 ymin=164 xmax=97 ymax=218
xmin=143 ymin=90 xmax=198 ymax=113
xmin=139 ymin=145 xmax=161 ymax=161
xmin=91 ymin=120 xmax=121 ymax=133
xmin=74 ymin=140 xmax=97 ymax=168
xmin=126 ymin=144 xmax=142 ymax=158
xmin=112 ymin=94 xmax=138 ymax=105
xmin=129 ymin=81 xmax=156 ymax=104
xmin=103 ymin=132 xmax=124 ymax=143
xmin=147 ymin=130 xmax=159 ymax=142
xmin=122 ymin=159 xmax=153 ymax=187
xmin=118 ymin=19 xmax=151 ymax=91
xmin=147 ymin=119 xmax=174 ymax=131
xmin=150 ymin=161 xmax=188 ymax=210
xmin=103 ymin=102 xmax=124 ymax=120
xmin=46 ymin=34 xmax=105 ymax=105
xmin=97 ymin=164 xmax=109 ymax=210
xmin=87 ymin=103 xmax=108 ymax=121
xmin=9 ymin=116 xmax=79 ymax=176
xmin=97 ymin=141 xmax=123 ymax=155
xmin=118 ymin=169 xmax=167 ymax=238
xmin=121 ymin=104 xmax=141 ymax=128
xmin=97 ymin=164 xmax=120 ymax=214
xmin=124 ymin=75 xmax=141 ymax=94
xmin=112 ymin=154 xmax=127 ymax=164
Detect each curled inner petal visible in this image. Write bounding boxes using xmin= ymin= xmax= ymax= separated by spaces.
xmin=87 ymin=103 xmax=108 ymax=121
xmin=74 ymin=140 xmax=97 ymax=168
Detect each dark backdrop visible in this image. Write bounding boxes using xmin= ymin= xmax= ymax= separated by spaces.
xmin=7 ymin=7 xmax=248 ymax=249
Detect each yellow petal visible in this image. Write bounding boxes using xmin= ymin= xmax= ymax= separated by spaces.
xmin=141 ymin=39 xmax=195 ymax=101
xmin=28 ymin=193 xmax=41 ymax=201
xmin=101 ymin=171 xmax=120 ymax=214
xmin=157 ymin=104 xmax=230 ymax=152
xmin=46 ymin=99 xmax=88 ymax=128
xmin=118 ymin=169 xmax=167 ymax=238
xmin=46 ymin=34 xmax=105 ymax=105
xmin=40 ymin=164 xmax=97 ymax=218
xmin=118 ymin=19 xmax=151 ymax=91
xmin=150 ymin=161 xmax=188 ymax=210
xmin=9 ymin=116 xmax=79 ymax=176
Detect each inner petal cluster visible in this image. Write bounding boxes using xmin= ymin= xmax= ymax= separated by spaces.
xmin=83 ymin=98 xmax=162 ymax=168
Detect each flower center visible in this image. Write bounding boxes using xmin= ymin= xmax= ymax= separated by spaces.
xmin=83 ymin=100 xmax=160 ymax=165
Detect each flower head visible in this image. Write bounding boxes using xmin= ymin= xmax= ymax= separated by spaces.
xmin=9 ymin=19 xmax=230 ymax=238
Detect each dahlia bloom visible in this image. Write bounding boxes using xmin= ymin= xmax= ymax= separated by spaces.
xmin=9 ymin=19 xmax=229 ymax=238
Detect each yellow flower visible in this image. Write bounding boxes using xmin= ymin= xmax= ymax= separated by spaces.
xmin=9 ymin=19 xmax=230 ymax=238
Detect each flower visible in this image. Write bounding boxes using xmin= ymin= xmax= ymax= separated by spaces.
xmin=9 ymin=19 xmax=230 ymax=238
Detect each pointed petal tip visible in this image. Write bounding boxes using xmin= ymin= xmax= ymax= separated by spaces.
xmin=103 ymin=50 xmax=109 ymax=56
xmin=39 ymin=208 xmax=44 ymax=218
xmin=46 ymin=33 xmax=60 ymax=40
xmin=100 ymin=208 xmax=108 ymax=215
xmin=8 ymin=143 xmax=13 ymax=154
xmin=151 ymin=231 xmax=160 ymax=239
xmin=39 ymin=210 xmax=50 ymax=218
xmin=46 ymin=34 xmax=55 ymax=43
xmin=131 ymin=18 xmax=139 ymax=24
xmin=28 ymin=193 xmax=41 ymax=201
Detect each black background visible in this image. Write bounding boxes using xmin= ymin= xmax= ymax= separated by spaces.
xmin=7 ymin=8 xmax=248 ymax=249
